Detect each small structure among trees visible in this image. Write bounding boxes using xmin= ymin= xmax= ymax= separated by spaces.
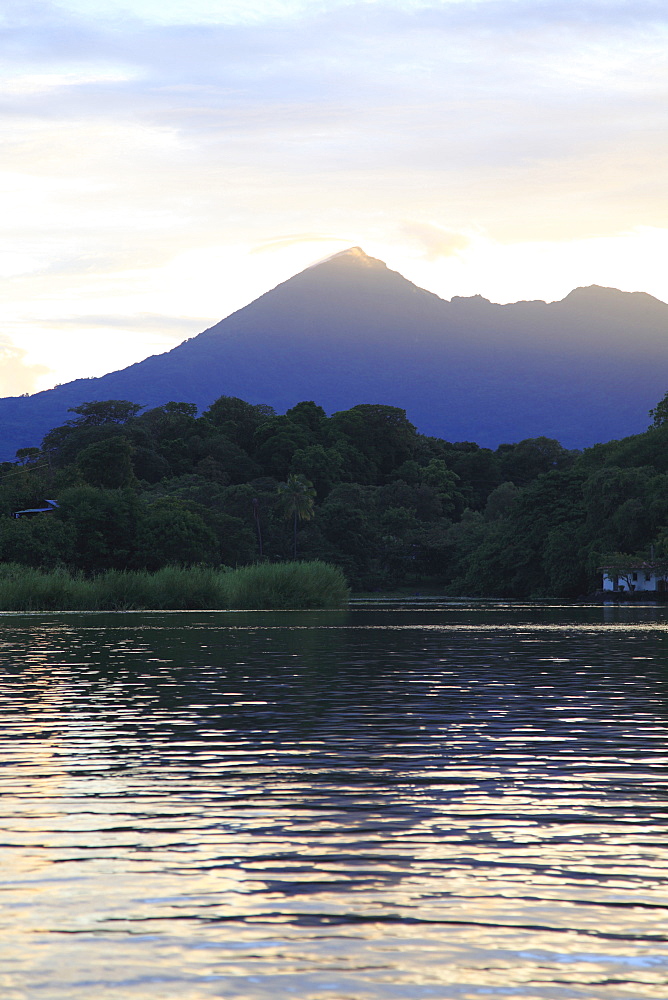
xmin=600 ymin=556 xmax=668 ymax=594
xmin=12 ymin=499 xmax=59 ymax=520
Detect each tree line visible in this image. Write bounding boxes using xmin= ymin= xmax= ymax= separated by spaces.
xmin=3 ymin=392 xmax=668 ymax=596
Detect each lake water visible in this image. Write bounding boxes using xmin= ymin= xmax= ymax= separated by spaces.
xmin=1 ymin=600 xmax=668 ymax=999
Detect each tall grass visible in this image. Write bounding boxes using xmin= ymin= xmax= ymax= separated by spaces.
xmin=0 ymin=561 xmax=349 ymax=611
xmin=223 ymin=561 xmax=349 ymax=609
xmin=0 ymin=564 xmax=89 ymax=611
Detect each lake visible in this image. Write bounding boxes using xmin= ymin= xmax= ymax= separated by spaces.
xmin=1 ymin=600 xmax=667 ymax=999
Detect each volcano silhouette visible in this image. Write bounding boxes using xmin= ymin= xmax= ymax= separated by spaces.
xmin=2 ymin=246 xmax=668 ymax=457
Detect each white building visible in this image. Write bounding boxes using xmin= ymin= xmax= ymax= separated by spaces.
xmin=601 ymin=562 xmax=668 ymax=593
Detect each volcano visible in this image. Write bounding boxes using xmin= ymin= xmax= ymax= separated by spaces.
xmin=2 ymin=246 xmax=668 ymax=457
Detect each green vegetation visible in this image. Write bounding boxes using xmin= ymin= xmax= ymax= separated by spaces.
xmin=5 ymin=389 xmax=668 ymax=598
xmin=223 ymin=561 xmax=348 ymax=610
xmin=0 ymin=561 xmax=348 ymax=611
xmin=277 ymin=473 xmax=316 ymax=558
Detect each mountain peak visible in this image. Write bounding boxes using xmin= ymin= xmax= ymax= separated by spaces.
xmin=305 ymin=246 xmax=387 ymax=270
xmin=562 ymin=284 xmax=627 ymax=301
xmin=559 ymin=284 xmax=668 ymax=313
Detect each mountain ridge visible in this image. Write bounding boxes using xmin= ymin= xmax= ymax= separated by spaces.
xmin=1 ymin=247 xmax=668 ymax=458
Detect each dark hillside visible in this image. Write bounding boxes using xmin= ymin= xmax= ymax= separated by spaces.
xmin=1 ymin=247 xmax=667 ymax=458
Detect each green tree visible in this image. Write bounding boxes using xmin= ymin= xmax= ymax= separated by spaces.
xmin=290 ymin=444 xmax=343 ymax=497
xmin=305 ymin=486 xmax=381 ymax=589
xmin=0 ymin=515 xmax=75 ymax=569
xmin=377 ymin=505 xmax=421 ymax=585
xmin=542 ymin=522 xmax=590 ymax=595
xmin=582 ymin=466 xmax=668 ymax=555
xmin=219 ymin=482 xmax=283 ymax=559
xmin=330 ymin=404 xmax=418 ymax=479
xmin=134 ymin=498 xmax=218 ymax=570
xmin=142 ymin=473 xmax=258 ymax=564
xmin=195 ymin=434 xmax=261 ymax=483
xmin=484 ymin=481 xmax=520 ymax=521
xmin=497 ymin=437 xmax=575 ymax=485
xmin=76 ymin=437 xmax=137 ymax=489
xmin=285 ymin=400 xmax=327 ymax=435
xmin=129 ymin=402 xmax=201 ymax=479
xmin=421 ymin=459 xmax=465 ymax=518
xmin=202 ymin=396 xmax=275 ymax=451
xmin=277 ymin=474 xmax=316 ymax=558
xmin=649 ymin=390 xmax=668 ymax=428
xmin=458 ymin=469 xmax=588 ymax=597
xmin=446 ymin=445 xmax=501 ymax=509
xmin=15 ymin=447 xmax=41 ymax=466
xmin=66 ymin=400 xmax=144 ymax=427
xmin=253 ymin=416 xmax=312 ymax=478
xmin=162 ymin=401 xmax=198 ymax=419
xmin=42 ymin=419 xmax=133 ymax=470
xmin=130 ymin=446 xmax=171 ymax=483
xmin=55 ymin=486 xmax=140 ymax=571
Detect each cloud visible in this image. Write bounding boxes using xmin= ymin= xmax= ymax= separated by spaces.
xmin=54 ymin=312 xmax=205 ymax=335
xmin=401 ymin=222 xmax=471 ymax=260
xmin=2 ymin=0 xmax=662 ymax=211
xmin=250 ymin=233 xmax=355 ymax=253
xmin=0 ymin=339 xmax=51 ymax=396
xmin=3 ymin=0 xmax=667 ymax=223
xmin=1 ymin=0 xmax=668 ymax=384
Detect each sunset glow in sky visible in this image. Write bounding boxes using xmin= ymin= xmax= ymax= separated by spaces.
xmin=3 ymin=0 xmax=668 ymax=394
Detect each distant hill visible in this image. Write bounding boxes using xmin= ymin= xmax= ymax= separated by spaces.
xmin=2 ymin=246 xmax=668 ymax=458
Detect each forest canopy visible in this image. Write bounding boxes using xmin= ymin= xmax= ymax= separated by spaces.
xmin=3 ymin=392 xmax=668 ymax=596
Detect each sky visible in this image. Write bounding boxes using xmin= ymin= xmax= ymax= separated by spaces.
xmin=2 ymin=0 xmax=668 ymax=394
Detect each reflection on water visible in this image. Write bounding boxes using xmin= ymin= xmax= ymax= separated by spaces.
xmin=1 ymin=601 xmax=668 ymax=999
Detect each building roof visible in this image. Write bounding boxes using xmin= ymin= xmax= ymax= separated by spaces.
xmin=600 ymin=561 xmax=668 ymax=572
xmin=12 ymin=500 xmax=59 ymax=515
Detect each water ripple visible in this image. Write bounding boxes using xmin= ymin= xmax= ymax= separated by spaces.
xmin=0 ymin=603 xmax=667 ymax=999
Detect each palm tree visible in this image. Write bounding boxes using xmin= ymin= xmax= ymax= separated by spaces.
xmin=277 ymin=474 xmax=316 ymax=559
xmin=252 ymin=497 xmax=263 ymax=557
